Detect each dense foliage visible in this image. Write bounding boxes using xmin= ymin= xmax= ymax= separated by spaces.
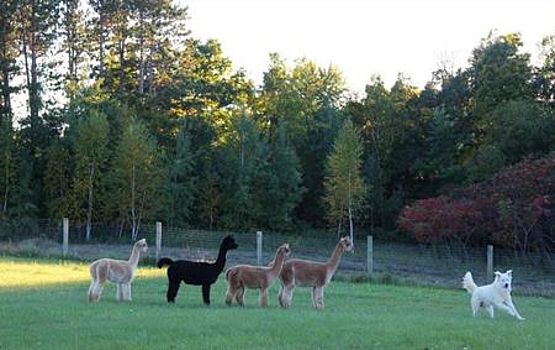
xmin=1 ymin=1 xmax=554 ymax=253
xmin=400 ymin=157 xmax=555 ymax=254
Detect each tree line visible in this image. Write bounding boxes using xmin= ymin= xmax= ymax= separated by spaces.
xmin=1 ymin=1 xmax=554 ymax=252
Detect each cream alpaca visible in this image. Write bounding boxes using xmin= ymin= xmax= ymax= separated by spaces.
xmin=278 ymin=236 xmax=353 ymax=310
xmin=225 ymin=243 xmax=291 ymax=307
xmin=88 ymin=239 xmax=148 ymax=302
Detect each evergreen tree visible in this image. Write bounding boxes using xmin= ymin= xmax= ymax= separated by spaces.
xmin=43 ymin=140 xmax=72 ymax=219
xmin=261 ymin=122 xmax=303 ymax=231
xmin=219 ymin=113 xmax=269 ymax=230
xmin=61 ymin=0 xmax=87 ymax=100
xmin=164 ymin=129 xmax=196 ymax=227
xmin=0 ymin=0 xmax=20 ymax=124
xmin=0 ymin=121 xmax=16 ymax=219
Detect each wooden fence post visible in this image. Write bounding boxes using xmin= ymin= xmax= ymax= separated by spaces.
xmin=63 ymin=218 xmax=69 ymax=257
xmin=156 ymin=222 xmax=162 ymax=262
xmin=367 ymin=235 xmax=373 ymax=278
xmin=487 ymin=244 xmax=493 ymax=281
xmin=256 ymin=231 xmax=263 ymax=266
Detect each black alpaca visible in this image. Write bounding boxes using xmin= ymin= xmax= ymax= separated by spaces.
xmin=157 ymin=235 xmax=238 ymax=305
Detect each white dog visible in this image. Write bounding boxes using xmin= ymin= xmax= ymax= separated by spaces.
xmin=462 ymin=270 xmax=524 ymax=320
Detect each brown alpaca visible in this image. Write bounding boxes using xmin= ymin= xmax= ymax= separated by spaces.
xmin=278 ymin=236 xmax=353 ymax=310
xmin=88 ymin=239 xmax=148 ymax=302
xmin=225 ymin=243 xmax=291 ymax=307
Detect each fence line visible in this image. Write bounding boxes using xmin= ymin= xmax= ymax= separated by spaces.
xmin=1 ymin=219 xmax=554 ymax=297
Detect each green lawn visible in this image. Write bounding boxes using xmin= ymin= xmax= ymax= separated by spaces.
xmin=0 ymin=257 xmax=553 ymax=349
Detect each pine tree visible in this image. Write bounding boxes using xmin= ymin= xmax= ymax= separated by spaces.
xmin=164 ymin=130 xmax=196 ymax=227
xmin=220 ymin=113 xmax=269 ymax=229
xmin=262 ymin=122 xmax=303 ymax=231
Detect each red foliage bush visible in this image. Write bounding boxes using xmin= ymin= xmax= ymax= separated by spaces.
xmin=399 ymin=156 xmax=555 ymax=253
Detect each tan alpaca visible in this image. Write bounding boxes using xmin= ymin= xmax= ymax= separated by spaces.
xmin=88 ymin=239 xmax=148 ymax=302
xmin=225 ymin=243 xmax=291 ymax=307
xmin=278 ymin=236 xmax=353 ymax=310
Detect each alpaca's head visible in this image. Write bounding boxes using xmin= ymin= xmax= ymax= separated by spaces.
xmin=221 ymin=235 xmax=239 ymax=251
xmin=277 ymin=243 xmax=291 ymax=258
xmin=135 ymin=238 xmax=148 ymax=253
xmin=339 ymin=236 xmax=353 ymax=253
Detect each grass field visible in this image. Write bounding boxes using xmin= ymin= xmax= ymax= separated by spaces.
xmin=0 ymin=257 xmax=554 ymax=349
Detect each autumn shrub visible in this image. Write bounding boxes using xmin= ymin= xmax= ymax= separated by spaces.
xmin=399 ymin=155 xmax=555 ymax=254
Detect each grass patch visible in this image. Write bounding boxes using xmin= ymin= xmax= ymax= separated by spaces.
xmin=0 ymin=257 xmax=554 ymax=349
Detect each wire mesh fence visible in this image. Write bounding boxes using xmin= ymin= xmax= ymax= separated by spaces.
xmin=1 ymin=219 xmax=553 ymax=297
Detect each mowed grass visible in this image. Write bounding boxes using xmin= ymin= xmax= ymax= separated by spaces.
xmin=0 ymin=257 xmax=554 ymax=350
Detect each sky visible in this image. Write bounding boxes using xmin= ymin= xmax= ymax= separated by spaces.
xmin=184 ymin=0 xmax=555 ymax=94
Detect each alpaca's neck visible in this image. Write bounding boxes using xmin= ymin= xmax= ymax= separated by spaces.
xmin=268 ymin=251 xmax=286 ymax=275
xmin=214 ymin=246 xmax=229 ymax=271
xmin=325 ymin=242 xmax=345 ymax=275
xmin=127 ymin=246 xmax=142 ymax=268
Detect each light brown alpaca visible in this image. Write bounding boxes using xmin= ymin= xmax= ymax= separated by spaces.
xmin=278 ymin=236 xmax=353 ymax=310
xmin=88 ymin=239 xmax=148 ymax=302
xmin=225 ymin=243 xmax=291 ymax=307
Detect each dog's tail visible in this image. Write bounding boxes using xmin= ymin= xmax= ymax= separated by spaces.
xmin=157 ymin=258 xmax=174 ymax=269
xmin=462 ymin=271 xmax=477 ymax=293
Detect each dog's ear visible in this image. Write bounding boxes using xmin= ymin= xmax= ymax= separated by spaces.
xmin=494 ymin=271 xmax=502 ymax=279
xmin=507 ymin=270 xmax=512 ymax=276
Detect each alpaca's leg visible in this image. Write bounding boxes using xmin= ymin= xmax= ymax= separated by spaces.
xmin=91 ymin=263 xmax=107 ymax=302
xmin=225 ymin=285 xmax=236 ymax=306
xmin=116 ymin=284 xmax=123 ymax=301
xmin=91 ymin=281 xmax=105 ymax=302
xmin=313 ymin=286 xmax=324 ymax=310
xmin=122 ymin=283 xmax=132 ymax=301
xmin=279 ymin=285 xmax=294 ymax=308
xmin=166 ymin=279 xmax=181 ymax=303
xmin=202 ymin=284 xmax=211 ymax=305
xmin=88 ymin=280 xmax=97 ymax=302
xmin=88 ymin=264 xmax=104 ymax=302
xmin=311 ymin=287 xmax=317 ymax=308
xmin=278 ymin=285 xmax=286 ymax=307
xmin=127 ymin=283 xmax=133 ymax=301
xmin=260 ymin=288 xmax=269 ymax=308
xmin=235 ymin=286 xmax=245 ymax=306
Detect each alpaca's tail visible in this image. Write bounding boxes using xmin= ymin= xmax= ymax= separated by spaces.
xmin=157 ymin=258 xmax=174 ymax=268
xmin=462 ymin=271 xmax=477 ymax=293
xmin=225 ymin=267 xmax=236 ymax=281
